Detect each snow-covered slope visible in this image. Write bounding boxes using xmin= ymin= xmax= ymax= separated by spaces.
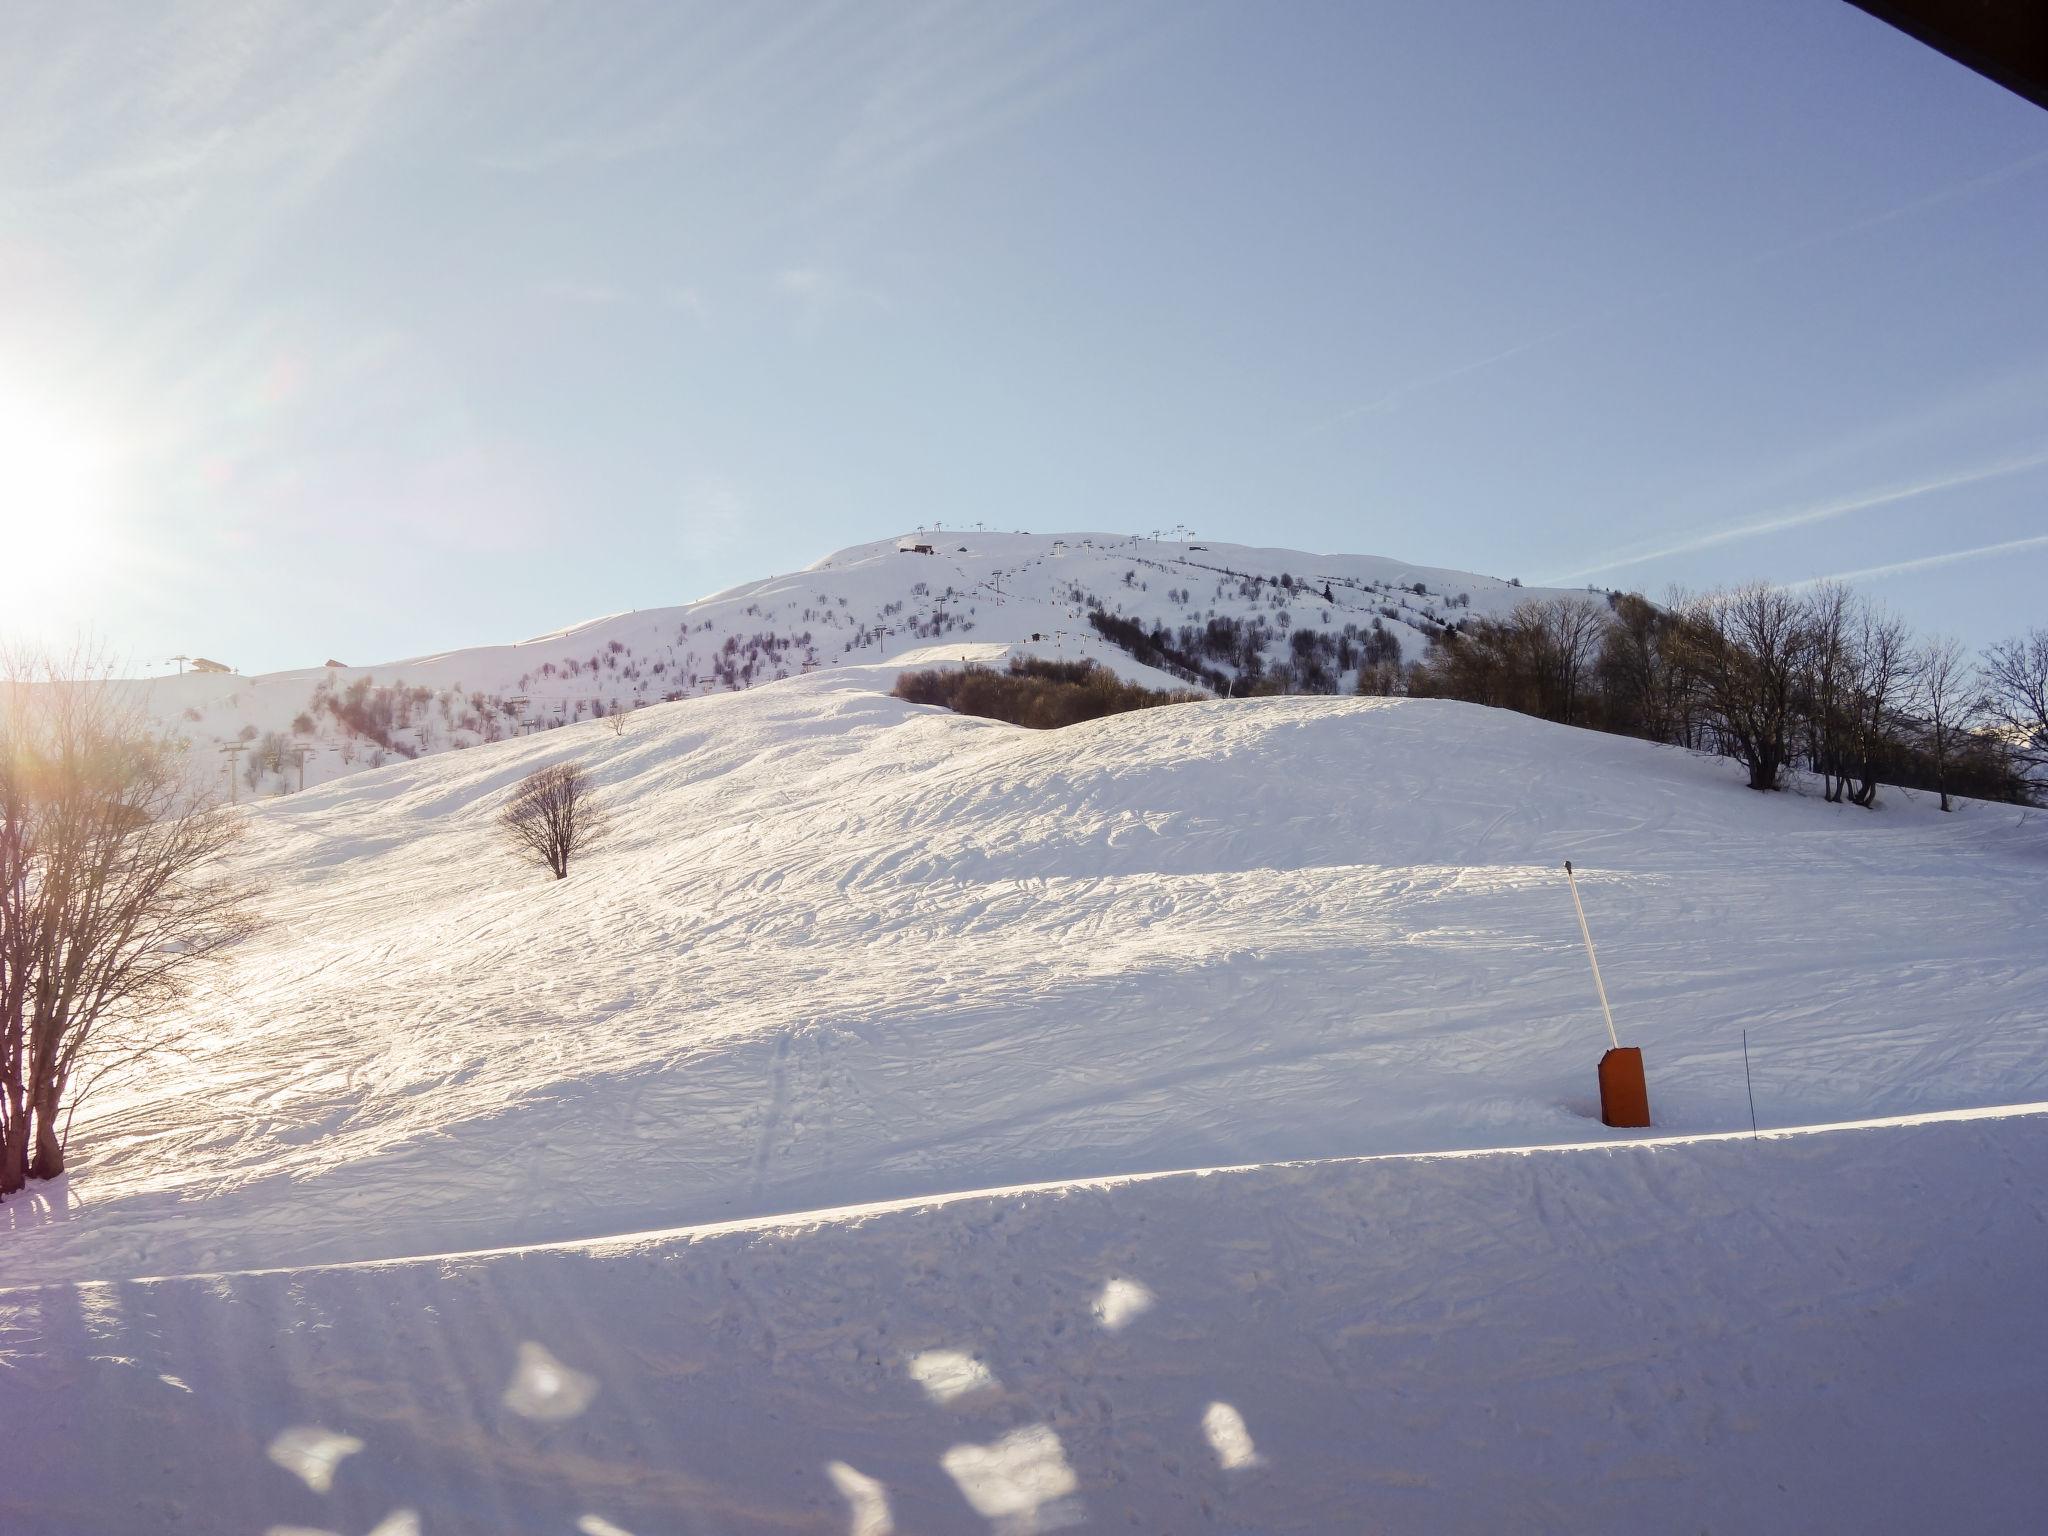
xmin=7 ymin=640 xmax=2045 ymax=1532
xmin=128 ymin=532 xmax=1586 ymax=798
xmin=7 ymin=667 xmax=2042 ymax=1284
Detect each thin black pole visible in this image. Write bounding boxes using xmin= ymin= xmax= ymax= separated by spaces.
xmin=1742 ymin=1029 xmax=1758 ymax=1140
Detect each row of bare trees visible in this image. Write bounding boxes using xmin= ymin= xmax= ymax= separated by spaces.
xmin=1 ymin=655 xmax=256 ymax=1200
xmin=1410 ymin=585 xmax=2043 ymax=807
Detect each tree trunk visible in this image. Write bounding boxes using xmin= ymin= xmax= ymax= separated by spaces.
xmin=0 ymin=1089 xmax=27 ymax=1194
xmin=30 ymin=1088 xmax=65 ymax=1180
xmin=1 ymin=1131 xmax=24 ymax=1194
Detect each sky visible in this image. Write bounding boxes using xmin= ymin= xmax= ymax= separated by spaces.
xmin=1 ymin=0 xmax=2044 ymax=675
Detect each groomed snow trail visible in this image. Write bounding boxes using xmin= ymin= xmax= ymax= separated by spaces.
xmin=5 ymin=1113 xmax=2046 ymax=1534
xmin=3 ymin=668 xmax=2043 ymax=1285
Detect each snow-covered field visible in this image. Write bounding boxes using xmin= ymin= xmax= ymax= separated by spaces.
xmin=6 ymin=631 xmax=2046 ymax=1532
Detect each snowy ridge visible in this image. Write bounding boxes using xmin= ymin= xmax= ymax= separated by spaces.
xmin=125 ymin=531 xmax=1589 ymax=798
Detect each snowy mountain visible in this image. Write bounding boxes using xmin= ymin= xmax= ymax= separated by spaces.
xmin=5 ymin=643 xmax=2047 ymax=1531
xmin=129 ymin=531 xmax=1591 ymax=798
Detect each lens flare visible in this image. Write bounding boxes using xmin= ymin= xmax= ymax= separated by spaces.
xmin=0 ymin=384 xmax=118 ymax=638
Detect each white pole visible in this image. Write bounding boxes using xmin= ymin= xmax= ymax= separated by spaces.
xmin=1564 ymin=860 xmax=1619 ymax=1050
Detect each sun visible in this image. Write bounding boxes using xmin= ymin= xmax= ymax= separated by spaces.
xmin=0 ymin=385 xmax=118 ymax=639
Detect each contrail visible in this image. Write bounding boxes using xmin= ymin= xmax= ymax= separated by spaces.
xmin=1781 ymin=533 xmax=2048 ymax=591
xmin=1545 ymin=443 xmax=2048 ymax=584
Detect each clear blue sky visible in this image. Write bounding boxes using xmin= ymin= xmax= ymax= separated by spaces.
xmin=3 ymin=0 xmax=2044 ymax=674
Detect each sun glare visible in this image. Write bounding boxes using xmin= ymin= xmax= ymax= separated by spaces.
xmin=0 ymin=385 xmax=118 ymax=637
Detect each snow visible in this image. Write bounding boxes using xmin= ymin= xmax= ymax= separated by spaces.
xmin=5 ymin=548 xmax=2046 ymax=1530
xmin=6 ymin=1113 xmax=2047 ymax=1533
xmin=7 ymin=667 xmax=2042 ymax=1285
xmin=115 ymin=531 xmax=1588 ymax=799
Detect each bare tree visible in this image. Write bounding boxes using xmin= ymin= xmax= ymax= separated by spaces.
xmin=1915 ymin=635 xmax=1974 ymax=812
xmin=1528 ymin=597 xmax=1609 ymax=727
xmin=1 ymin=652 xmax=257 ymax=1195
xmin=1841 ymin=604 xmax=1914 ymax=808
xmin=1671 ymin=583 xmax=1811 ymax=791
xmin=1595 ymin=592 xmax=1670 ymax=741
xmin=1800 ymin=582 xmax=1857 ymax=802
xmin=1410 ymin=597 xmax=1610 ymax=724
xmin=1981 ymin=627 xmax=2048 ymax=774
xmin=498 ymin=761 xmax=610 ymax=881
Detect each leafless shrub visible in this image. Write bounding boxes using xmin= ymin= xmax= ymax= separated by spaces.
xmin=497 ymin=760 xmax=610 ymax=881
xmin=894 ymin=657 xmax=1203 ymax=729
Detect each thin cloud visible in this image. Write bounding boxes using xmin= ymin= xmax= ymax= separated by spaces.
xmin=1304 ymin=146 xmax=2048 ymax=436
xmin=530 ymin=280 xmax=632 ymax=307
xmin=1299 ymin=328 xmax=1573 ymax=437
xmin=773 ymin=265 xmax=891 ymax=319
xmin=1782 ymin=534 xmax=2048 ymax=591
xmin=525 ymin=280 xmax=708 ymax=317
xmin=16 ymin=2 xmax=504 ymax=402
xmin=1544 ymin=443 xmax=2048 ymax=584
xmin=818 ymin=5 xmax=1131 ymax=211
xmin=478 ymin=102 xmax=700 ymax=173
xmin=660 ymin=285 xmax=708 ymax=318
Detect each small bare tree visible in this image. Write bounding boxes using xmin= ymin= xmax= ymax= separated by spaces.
xmin=498 ymin=761 xmax=609 ymax=881
xmin=1915 ymin=635 xmax=1974 ymax=813
xmin=1841 ymin=603 xmax=1914 ymax=808
xmin=1 ymin=651 xmax=258 ymax=1194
